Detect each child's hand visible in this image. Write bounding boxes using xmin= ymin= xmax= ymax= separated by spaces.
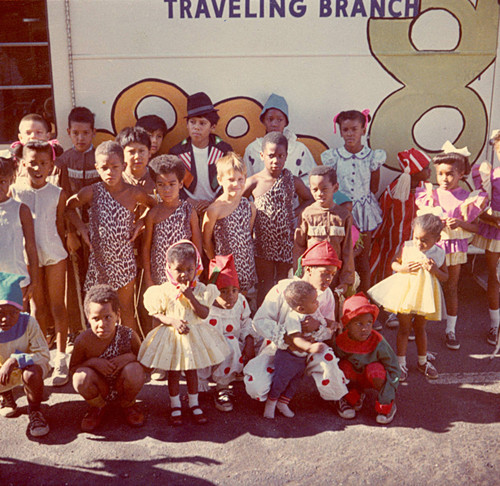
xmin=92 ymin=358 xmax=117 ymax=377
xmin=308 ymin=342 xmax=327 ymax=354
xmin=422 ymin=258 xmax=438 ymax=274
xmin=445 ymin=217 xmax=462 ymax=230
xmin=179 ymin=284 xmax=193 ymax=296
xmin=130 ymin=219 xmax=145 ymax=243
xmin=400 ymin=261 xmax=422 ymax=273
xmin=241 ymin=340 xmax=256 ymax=365
xmin=66 ymin=232 xmax=81 ymax=254
xmin=301 ymin=316 xmax=321 ymax=333
xmin=172 ymin=319 xmax=190 ymax=334
xmin=108 ymin=353 xmax=135 ymax=374
xmin=80 ymin=227 xmax=92 ymax=250
xmin=0 ymin=358 xmax=17 ymax=385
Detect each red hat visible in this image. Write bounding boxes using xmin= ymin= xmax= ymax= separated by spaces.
xmin=397 ymin=148 xmax=431 ymax=175
xmin=341 ymin=292 xmax=379 ymax=326
xmin=209 ymin=254 xmax=239 ymax=290
xmin=300 ymin=241 xmax=342 ymax=268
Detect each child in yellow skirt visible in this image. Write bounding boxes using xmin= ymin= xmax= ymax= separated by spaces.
xmin=138 ymin=240 xmax=228 ymax=425
xmin=368 ymin=214 xmax=449 ymax=381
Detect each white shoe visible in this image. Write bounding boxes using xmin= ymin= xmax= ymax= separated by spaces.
xmin=51 ymin=357 xmax=69 ymax=387
xmin=151 ymin=369 xmax=167 ymax=381
xmin=376 ymin=403 xmax=397 ymax=425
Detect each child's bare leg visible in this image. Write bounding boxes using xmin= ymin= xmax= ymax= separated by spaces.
xmin=45 ymin=260 xmax=68 ymax=353
xmin=185 ymin=369 xmax=206 ymax=422
xmin=396 ymin=313 xmax=412 ymax=358
xmin=31 ymin=266 xmax=52 ymax=337
xmin=22 ymin=365 xmax=45 ymax=411
xmin=117 ymin=279 xmax=139 ymax=333
xmin=255 ymin=257 xmax=276 ymax=307
xmin=276 ymin=262 xmax=292 ymax=282
xmin=413 ymin=315 xmax=427 ymax=357
xmin=443 ymin=264 xmax=461 ymax=349
xmin=116 ymin=362 xmax=145 ymax=405
xmin=485 ymin=251 xmax=500 ymax=343
xmin=356 ymin=231 xmax=372 ymax=292
xmin=72 ymin=367 xmax=109 ymax=402
xmin=168 ymin=370 xmax=182 ymax=421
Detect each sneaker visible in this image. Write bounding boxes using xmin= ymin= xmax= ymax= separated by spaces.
xmin=376 ymin=403 xmax=397 ymax=425
xmin=28 ymin=410 xmax=50 ymax=437
xmin=123 ymin=403 xmax=145 ymax=427
xmin=386 ymin=314 xmax=399 ymax=329
xmin=373 ymin=320 xmax=383 ymax=331
xmin=487 ymin=327 xmax=498 ymax=346
xmin=151 ymin=369 xmax=167 ymax=381
xmin=0 ymin=390 xmax=18 ymax=417
xmin=337 ymin=397 xmax=356 ymax=419
xmin=399 ymin=365 xmax=409 ymax=382
xmin=81 ymin=406 xmax=105 ymax=432
xmin=417 ymin=361 xmax=439 ymax=380
xmin=214 ymin=389 xmax=233 ymax=412
xmin=446 ymin=331 xmax=460 ymax=350
xmin=353 ymin=393 xmax=366 ymax=412
xmin=50 ymin=357 xmax=69 ymax=387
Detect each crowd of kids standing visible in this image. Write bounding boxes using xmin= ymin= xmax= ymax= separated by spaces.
xmin=1 ymin=90 xmax=499 ymax=438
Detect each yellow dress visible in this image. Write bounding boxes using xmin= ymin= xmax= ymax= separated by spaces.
xmin=368 ymin=241 xmax=445 ymax=321
xmin=138 ymin=282 xmax=229 ymax=371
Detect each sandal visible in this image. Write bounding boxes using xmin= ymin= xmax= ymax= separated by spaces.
xmin=169 ymin=407 xmax=183 ymax=426
xmin=189 ymin=406 xmax=208 ymax=425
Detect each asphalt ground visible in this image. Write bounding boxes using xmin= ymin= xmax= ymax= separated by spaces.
xmin=1 ymin=261 xmax=500 ymax=485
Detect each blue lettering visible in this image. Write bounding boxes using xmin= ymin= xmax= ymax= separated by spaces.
xmin=211 ymin=0 xmax=226 ymax=17
xmin=320 ymin=0 xmax=332 ymax=17
xmin=244 ymin=0 xmax=257 ymax=17
xmin=270 ymin=0 xmax=285 ymax=17
xmin=336 ymin=0 xmax=348 ymax=17
xmin=260 ymin=0 xmax=265 ymax=17
xmin=405 ymin=0 xmax=420 ymax=17
xmin=229 ymin=0 xmax=240 ymax=17
xmin=388 ymin=0 xmax=402 ymax=17
xmin=290 ymin=0 xmax=306 ymax=17
xmin=370 ymin=0 xmax=385 ymax=17
xmin=163 ymin=0 xmax=177 ymax=18
xmin=351 ymin=0 xmax=367 ymax=16
xmin=180 ymin=0 xmax=193 ymax=18
xmin=195 ymin=0 xmax=211 ymax=18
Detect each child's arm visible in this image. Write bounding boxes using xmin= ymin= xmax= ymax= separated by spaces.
xmin=337 ymin=212 xmax=355 ymax=294
xmin=201 ymin=203 xmax=219 ymax=260
xmin=153 ymin=313 xmax=190 ymax=334
xmin=56 ymin=189 xmax=68 ymax=248
xmin=445 ymin=218 xmax=478 ymax=233
xmin=190 ymin=208 xmax=203 ymax=257
xmin=249 ymin=201 xmax=257 ymax=231
xmin=423 ymin=259 xmax=449 ymax=283
xmin=293 ymin=176 xmax=313 ymax=217
xmin=391 ymin=247 xmax=421 ymax=273
xmin=289 ymin=333 xmax=327 ymax=354
xmin=243 ymin=176 xmax=257 ymax=199
xmin=69 ymin=332 xmax=117 ymax=377
xmin=370 ymin=168 xmax=380 ymax=194
xmin=108 ymin=330 xmax=142 ymax=375
xmin=293 ymin=212 xmax=308 ymax=271
xmin=19 ymin=203 xmax=39 ymax=301
xmin=181 ymin=286 xmax=209 ymax=319
xmin=130 ymin=188 xmax=157 ymax=242
xmin=141 ymin=210 xmax=155 ymax=288
xmin=65 ymin=186 xmax=93 ymax=248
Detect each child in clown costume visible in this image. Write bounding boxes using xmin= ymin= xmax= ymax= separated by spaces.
xmin=198 ymin=254 xmax=258 ymax=412
xmin=244 ymin=241 xmax=348 ymax=407
xmin=333 ymin=293 xmax=400 ymax=425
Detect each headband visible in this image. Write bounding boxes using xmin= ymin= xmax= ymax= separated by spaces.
xmin=10 ymin=139 xmax=60 ymax=161
xmin=441 ymin=140 xmax=471 ymax=157
xmin=333 ymin=109 xmax=370 ymax=134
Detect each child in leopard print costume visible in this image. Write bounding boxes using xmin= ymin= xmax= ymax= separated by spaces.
xmin=244 ymin=132 xmax=312 ymax=306
xmin=202 ymin=153 xmax=257 ymax=293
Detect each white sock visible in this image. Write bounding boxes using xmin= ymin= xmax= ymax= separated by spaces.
xmin=56 ymin=351 xmax=67 ymax=361
xmin=188 ymin=393 xmax=202 ymax=415
xmin=264 ymin=399 xmax=277 ymax=419
xmin=417 ymin=355 xmax=427 ymax=366
xmin=489 ymin=309 xmax=500 ymax=330
xmin=445 ymin=315 xmax=457 ymax=334
xmin=397 ymin=356 xmax=407 ymax=368
xmin=277 ymin=401 xmax=295 ymax=418
xmin=170 ymin=394 xmax=181 ymax=416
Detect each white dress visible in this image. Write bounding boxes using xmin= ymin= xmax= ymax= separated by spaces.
xmin=321 ymin=145 xmax=385 ymax=232
xmin=0 ymin=198 xmax=30 ymax=287
xmin=368 ymin=241 xmax=446 ymax=321
xmin=197 ymin=294 xmax=258 ymax=391
xmin=11 ymin=180 xmax=67 ymax=266
xmin=244 ymin=278 xmax=348 ymax=402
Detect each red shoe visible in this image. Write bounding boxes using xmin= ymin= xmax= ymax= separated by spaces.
xmin=81 ymin=406 xmax=105 ymax=432
xmin=123 ymin=403 xmax=145 ymax=427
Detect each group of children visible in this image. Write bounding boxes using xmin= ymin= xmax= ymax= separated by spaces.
xmin=1 ymin=89 xmax=499 ymax=437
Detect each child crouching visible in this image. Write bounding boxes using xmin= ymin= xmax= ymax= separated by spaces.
xmin=70 ymin=284 xmax=146 ymax=433
xmin=0 ymin=272 xmax=51 ymax=437
xmin=333 ymin=293 xmax=400 ymax=424
xmin=198 ymin=255 xmax=257 ymax=412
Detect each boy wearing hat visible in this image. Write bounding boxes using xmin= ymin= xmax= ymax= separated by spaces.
xmin=198 ymin=255 xmax=257 ymax=412
xmin=170 ymin=92 xmax=232 ymax=213
xmin=243 ymin=93 xmax=316 ymax=184
xmin=333 ymin=292 xmax=400 ymax=425
xmin=0 ymin=272 xmax=51 ymax=437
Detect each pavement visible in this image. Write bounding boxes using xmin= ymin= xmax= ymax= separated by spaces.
xmin=1 ymin=261 xmax=500 ymax=485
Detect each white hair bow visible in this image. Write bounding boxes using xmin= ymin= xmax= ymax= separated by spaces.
xmin=442 ymin=140 xmax=471 ymax=157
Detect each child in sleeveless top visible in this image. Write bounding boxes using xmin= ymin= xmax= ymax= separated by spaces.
xmin=415 ymin=142 xmax=487 ymax=350
xmin=0 ymin=157 xmax=39 ymax=307
xmin=203 ymin=153 xmax=257 ymax=293
xmin=11 ymin=140 xmax=70 ymax=386
xmin=66 ymin=141 xmax=156 ymax=334
xmin=369 ymin=214 xmax=448 ymax=381
xmin=70 ymin=284 xmax=145 ymax=432
xmin=471 ymin=130 xmax=500 ymax=346
xmin=138 ymin=241 xmax=228 ymax=425
xmin=244 ymin=132 xmax=312 ymax=306
xmin=321 ymin=109 xmax=385 ymax=293
xmin=143 ymin=155 xmax=202 ymax=288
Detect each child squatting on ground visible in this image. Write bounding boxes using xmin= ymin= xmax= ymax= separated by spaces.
xmin=332 ymin=293 xmax=401 ymax=425
xmin=70 ymin=284 xmax=146 ymax=433
xmin=0 ymin=272 xmax=51 ymax=437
